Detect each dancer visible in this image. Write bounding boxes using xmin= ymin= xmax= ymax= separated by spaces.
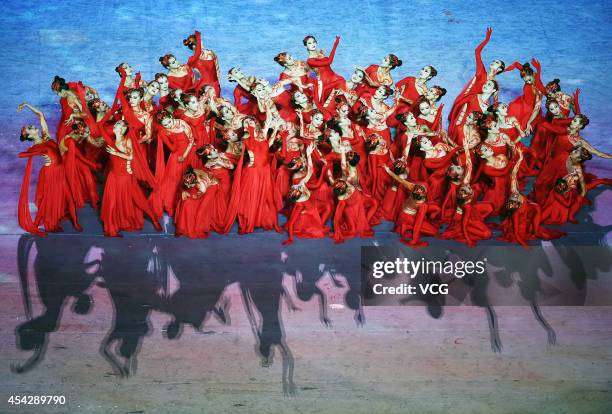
xmin=101 ymin=120 xmax=161 ymax=237
xmin=184 ymin=30 xmax=221 ymax=96
xmin=17 ymin=103 xmax=80 ymax=235
xmin=303 ymin=35 xmax=345 ymax=101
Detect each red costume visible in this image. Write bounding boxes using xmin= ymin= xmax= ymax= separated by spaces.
xmin=498 ymin=200 xmax=564 ymax=247
xmin=307 ymin=37 xmax=345 ymax=102
xmin=100 ymin=138 xmax=160 ymax=237
xmin=150 ymin=119 xmax=197 ymax=218
xmin=440 ymin=199 xmax=494 ymax=246
xmin=331 ymin=184 xmax=378 ymax=243
xmin=18 ymin=137 xmax=80 ymax=235
xmin=187 ymin=31 xmax=221 ymax=96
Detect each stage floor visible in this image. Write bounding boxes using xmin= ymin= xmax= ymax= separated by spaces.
xmin=1 ymin=189 xmax=611 ymax=413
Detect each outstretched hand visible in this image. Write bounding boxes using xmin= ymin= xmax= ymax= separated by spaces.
xmin=531 ymin=57 xmax=541 ymax=70
xmin=485 ymin=27 xmax=493 ymax=40
xmin=335 ymin=35 xmax=341 ymax=44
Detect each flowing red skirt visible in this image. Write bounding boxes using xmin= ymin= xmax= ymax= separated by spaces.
xmin=101 ymin=172 xmax=159 ymax=237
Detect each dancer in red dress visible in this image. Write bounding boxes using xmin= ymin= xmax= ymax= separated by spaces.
xmin=115 ymin=63 xmax=146 ymax=89
xmin=475 ymin=143 xmax=514 ymax=216
xmin=355 ymin=86 xmax=399 ymax=154
xmin=365 ymin=133 xmax=393 ymax=202
xmin=533 ymin=115 xmax=611 ymax=205
xmin=178 ymin=93 xmax=213 ymax=148
xmin=381 ymin=158 xmax=409 ymax=222
xmin=329 ymin=179 xmax=378 ymax=244
xmin=184 ymin=30 xmax=221 ymax=96
xmin=323 ymin=68 xmax=367 ymax=112
xmin=303 ymin=35 xmax=345 ymax=102
xmin=149 ymin=111 xmax=197 ymax=218
xmin=383 ymin=165 xmax=440 ymax=247
xmin=159 ymin=54 xmax=196 ymax=92
xmin=274 ymin=52 xmax=312 ymax=93
xmin=230 ymin=118 xmax=282 ymax=234
xmin=174 ymin=166 xmax=220 ymax=239
xmin=507 ymin=59 xmax=546 ymax=132
xmin=283 ymin=145 xmax=330 ymax=244
xmin=440 ymin=185 xmax=494 ymax=246
xmin=58 ymin=120 xmax=100 ymax=209
xmin=227 ymin=67 xmax=258 ymax=118
xmin=197 ymin=144 xmax=236 ymax=234
xmin=51 ymin=76 xmax=88 ymax=143
xmin=101 ymin=120 xmax=161 ymax=237
xmin=359 ymin=54 xmax=402 ymax=97
xmin=17 ymin=103 xmax=80 ymax=235
xmin=393 ymin=65 xmax=438 ymax=121
xmin=498 ymin=152 xmax=564 ymax=246
xmin=449 ymin=79 xmax=498 ymax=141
xmin=540 ymin=146 xmax=611 ymax=224
xmin=419 ymin=136 xmax=459 ymax=204
xmin=449 ymin=28 xmax=505 ymax=117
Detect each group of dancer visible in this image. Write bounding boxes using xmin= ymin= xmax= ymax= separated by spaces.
xmin=17 ymin=28 xmax=612 ymax=246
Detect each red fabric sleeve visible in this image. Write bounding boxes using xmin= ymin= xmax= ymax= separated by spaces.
xmin=18 ymin=156 xmax=47 ymax=236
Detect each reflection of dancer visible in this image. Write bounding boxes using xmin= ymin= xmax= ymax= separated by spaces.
xmin=13 ymin=236 xmax=97 ymax=373
xmin=240 ymin=274 xmax=296 ymax=395
xmin=98 ymin=238 xmax=162 ymax=377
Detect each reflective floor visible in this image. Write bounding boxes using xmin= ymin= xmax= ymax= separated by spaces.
xmin=1 ymin=191 xmax=612 ymax=412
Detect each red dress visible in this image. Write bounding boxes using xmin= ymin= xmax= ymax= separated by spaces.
xmin=530 ymin=117 xmax=570 ymax=171
xmin=188 ymin=31 xmax=221 ymax=96
xmin=394 ymin=202 xmax=440 ymax=247
xmin=18 ymin=138 xmax=80 ymax=235
xmin=381 ymin=178 xmax=406 ymax=221
xmin=179 ymin=106 xmax=211 ymax=148
xmin=532 ymin=120 xmax=576 ymax=205
xmin=440 ymin=201 xmax=494 ymax=246
xmin=283 ymin=188 xmax=330 ymax=244
xmin=540 ymin=171 xmax=611 ymax=225
xmin=174 ymin=170 xmax=219 ymax=239
xmin=498 ymin=201 xmax=565 ymax=247
xmin=59 ymin=134 xmax=99 ymax=209
xmin=233 ymin=85 xmax=258 ymax=117
xmin=331 ymin=187 xmax=378 ymax=243
xmin=449 ymin=34 xmax=491 ymax=132
xmin=361 ymin=64 xmax=393 ymax=97
xmin=235 ymin=134 xmax=281 ymax=234
xmin=150 ymin=120 xmax=197 ymax=218
xmin=477 ymin=160 xmax=513 ymax=216
xmin=422 ymin=148 xmax=459 ymax=205
xmin=56 ymin=82 xmax=88 ymax=142
xmin=167 ymin=65 xmax=196 ymax=92
xmin=101 ymin=140 xmax=160 ymax=237
xmin=508 ymin=79 xmax=545 ymax=131
xmin=367 ymin=142 xmax=393 ymax=202
xmin=203 ymin=156 xmax=235 ymax=234
xmin=307 ymin=39 xmax=345 ymax=101
xmin=394 ymin=76 xmax=427 ymax=117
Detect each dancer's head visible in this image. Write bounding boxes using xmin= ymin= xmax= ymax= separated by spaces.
xmin=156 ymin=110 xmax=174 ymax=128
xmin=481 ymin=79 xmax=499 ymax=95
xmin=51 ymin=76 xmax=69 ymax=96
xmin=196 ymin=144 xmax=218 ymax=161
xmin=303 ymin=35 xmax=318 ymax=52
xmin=426 ymin=85 xmax=446 ymax=103
xmin=489 ymin=59 xmax=506 ymax=74
xmin=159 ymin=54 xmax=180 ymax=69
xmin=382 ymin=54 xmax=402 ymax=69
xmin=419 ymin=65 xmax=437 ymax=81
